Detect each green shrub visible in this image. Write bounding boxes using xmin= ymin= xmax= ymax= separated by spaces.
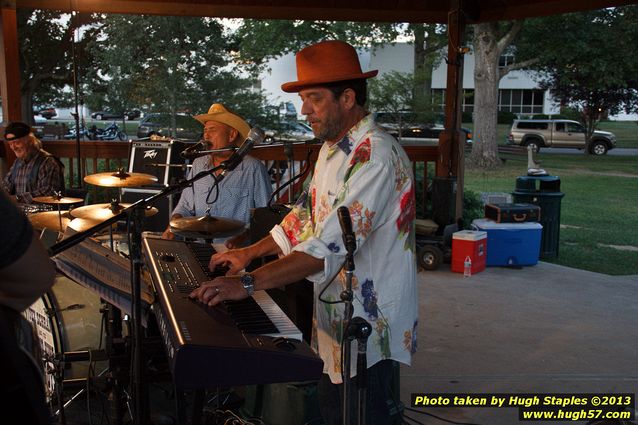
xmin=497 ymin=111 xmax=516 ymax=124
xmin=462 ymin=189 xmax=484 ymax=229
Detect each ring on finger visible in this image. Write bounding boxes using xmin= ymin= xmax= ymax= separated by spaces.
xmin=215 ymin=287 xmax=220 ymax=294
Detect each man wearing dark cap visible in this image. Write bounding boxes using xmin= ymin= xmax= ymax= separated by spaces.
xmin=2 ymin=121 xmax=64 ymax=204
xmin=191 ymin=40 xmax=418 ymax=424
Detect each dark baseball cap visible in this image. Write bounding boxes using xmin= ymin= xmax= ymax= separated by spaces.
xmin=4 ymin=121 xmax=32 ymax=141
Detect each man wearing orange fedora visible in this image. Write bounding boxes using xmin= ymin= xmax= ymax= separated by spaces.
xmin=191 ymin=41 xmax=417 ymax=424
xmin=161 ymin=103 xmax=271 ymax=245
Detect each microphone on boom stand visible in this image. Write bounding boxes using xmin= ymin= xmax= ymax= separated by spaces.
xmin=337 ymin=206 xmax=371 ymax=425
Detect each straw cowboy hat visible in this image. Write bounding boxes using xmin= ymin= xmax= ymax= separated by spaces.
xmin=193 ymin=103 xmax=250 ymax=140
xmin=281 ymin=40 xmax=378 ymax=93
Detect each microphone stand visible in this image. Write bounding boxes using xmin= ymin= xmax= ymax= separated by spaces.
xmin=337 ymin=207 xmax=372 ymax=425
xmin=48 ymin=162 xmax=228 ymax=425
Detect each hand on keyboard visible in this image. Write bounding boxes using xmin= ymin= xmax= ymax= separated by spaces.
xmin=209 ymin=248 xmax=251 ymax=275
xmin=189 ymin=275 xmax=246 ymax=307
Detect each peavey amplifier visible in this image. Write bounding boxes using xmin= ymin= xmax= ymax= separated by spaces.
xmin=127 ymin=139 xmax=190 ymax=187
xmin=122 ymin=139 xmax=192 ymax=231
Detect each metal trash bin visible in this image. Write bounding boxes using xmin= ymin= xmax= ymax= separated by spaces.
xmin=512 ymin=175 xmax=565 ymax=259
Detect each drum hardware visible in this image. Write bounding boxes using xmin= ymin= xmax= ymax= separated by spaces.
xmin=48 ymin=143 xmax=259 ymax=425
xmin=148 ymin=162 xmax=192 ymax=169
xmin=83 ymin=168 xmax=158 ymax=188
xmin=70 ymin=201 xmax=158 ymax=251
xmin=29 ymin=211 xmax=73 ymax=233
xmin=33 ymin=193 xmax=84 ymax=205
xmin=33 ymin=192 xmax=84 ymax=235
xmin=70 ymin=201 xmax=159 ymax=220
xmin=169 ymin=214 xmax=245 ymax=239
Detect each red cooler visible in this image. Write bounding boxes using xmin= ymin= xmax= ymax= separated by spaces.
xmin=452 ymin=230 xmax=487 ymax=274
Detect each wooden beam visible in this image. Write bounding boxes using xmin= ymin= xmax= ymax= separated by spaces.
xmin=16 ymin=0 xmax=447 ymax=23
xmin=15 ymin=0 xmax=636 ymax=23
xmin=0 ymin=1 xmax=21 ymax=168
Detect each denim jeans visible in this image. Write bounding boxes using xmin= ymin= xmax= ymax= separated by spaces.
xmin=317 ymin=359 xmax=403 ymax=425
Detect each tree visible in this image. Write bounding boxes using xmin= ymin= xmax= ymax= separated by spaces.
xmin=368 ymin=71 xmax=415 ymax=137
xmin=515 ymin=6 xmax=638 ymax=151
xmin=468 ymin=21 xmax=527 ymax=168
xmin=233 ymin=20 xmax=446 ymax=119
xmin=88 ymin=15 xmax=268 ymax=133
xmin=17 ymin=10 xmax=99 ymax=124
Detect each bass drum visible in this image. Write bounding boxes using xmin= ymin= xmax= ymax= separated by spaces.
xmin=22 ymin=275 xmax=106 ymax=402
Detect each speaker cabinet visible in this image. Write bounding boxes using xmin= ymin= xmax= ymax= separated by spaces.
xmin=128 ymin=139 xmax=190 ymax=187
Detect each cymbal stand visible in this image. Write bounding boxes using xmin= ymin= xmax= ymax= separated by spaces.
xmin=53 ymin=191 xmax=64 ymax=232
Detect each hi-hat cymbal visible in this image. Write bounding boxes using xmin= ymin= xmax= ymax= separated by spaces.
xmin=170 ymin=215 xmax=245 ymax=239
xmin=29 ymin=211 xmax=72 ymax=232
xmin=33 ymin=195 xmax=84 ymax=205
xmin=70 ymin=203 xmax=159 ymax=220
xmin=84 ymin=170 xmax=158 ymax=187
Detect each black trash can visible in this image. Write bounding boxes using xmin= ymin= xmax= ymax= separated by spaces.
xmin=512 ymin=175 xmax=565 ymax=259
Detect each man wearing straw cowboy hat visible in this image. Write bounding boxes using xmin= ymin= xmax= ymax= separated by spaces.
xmin=191 ymin=40 xmax=418 ymax=424
xmin=162 ymin=103 xmax=271 ymax=245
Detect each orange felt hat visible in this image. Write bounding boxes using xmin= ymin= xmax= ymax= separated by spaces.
xmin=281 ymin=40 xmax=378 ymax=93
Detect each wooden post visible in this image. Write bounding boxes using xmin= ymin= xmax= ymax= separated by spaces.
xmin=434 ymin=0 xmax=466 ymax=224
xmin=0 ymin=1 xmax=21 ymax=172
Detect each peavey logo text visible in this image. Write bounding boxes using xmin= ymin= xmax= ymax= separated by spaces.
xmin=144 ymin=149 xmax=158 ymax=159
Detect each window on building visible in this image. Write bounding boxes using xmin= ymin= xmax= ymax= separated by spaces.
xmin=499 ymin=54 xmax=516 ymax=68
xmin=499 ymin=89 xmax=544 ymax=114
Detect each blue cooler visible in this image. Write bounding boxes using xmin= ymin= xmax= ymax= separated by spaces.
xmin=471 ymin=219 xmax=542 ymax=266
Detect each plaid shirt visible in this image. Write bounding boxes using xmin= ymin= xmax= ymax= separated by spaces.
xmin=1 ymin=150 xmax=64 ymax=203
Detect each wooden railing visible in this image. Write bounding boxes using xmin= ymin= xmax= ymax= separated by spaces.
xmin=42 ymin=140 xmax=439 ymax=216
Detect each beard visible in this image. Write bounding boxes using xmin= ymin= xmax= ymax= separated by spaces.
xmin=312 ymin=105 xmax=348 ymax=142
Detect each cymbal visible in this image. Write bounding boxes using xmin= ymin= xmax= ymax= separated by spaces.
xmin=70 ymin=203 xmax=159 ymax=220
xmin=66 ymin=217 xmax=110 ymax=233
xmin=33 ymin=195 xmax=84 ymax=205
xmin=84 ymin=170 xmax=158 ymax=187
xmin=29 ymin=211 xmax=72 ymax=232
xmin=170 ymin=215 xmax=245 ymax=239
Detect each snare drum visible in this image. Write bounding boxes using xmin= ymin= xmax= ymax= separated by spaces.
xmin=21 ymin=276 xmax=105 ymax=401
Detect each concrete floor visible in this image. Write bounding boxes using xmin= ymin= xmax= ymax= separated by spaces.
xmin=401 ymin=262 xmax=638 ymax=425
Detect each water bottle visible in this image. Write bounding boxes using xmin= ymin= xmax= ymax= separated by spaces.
xmin=463 ymin=256 xmax=472 ymax=278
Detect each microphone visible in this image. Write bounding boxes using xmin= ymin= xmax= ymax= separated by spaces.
xmin=180 ymin=140 xmax=207 ymax=159
xmin=220 ymin=127 xmax=265 ymax=173
xmin=337 ymin=206 xmax=357 ymax=256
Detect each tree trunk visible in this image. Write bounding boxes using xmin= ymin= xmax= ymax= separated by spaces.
xmin=412 ymin=23 xmax=442 ymax=122
xmin=21 ymin=93 xmax=35 ymax=125
xmin=470 ymin=22 xmax=502 ymax=168
xmin=469 ymin=21 xmax=525 ymax=168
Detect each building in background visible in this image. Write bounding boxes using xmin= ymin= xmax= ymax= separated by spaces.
xmin=259 ymin=42 xmax=635 ymax=121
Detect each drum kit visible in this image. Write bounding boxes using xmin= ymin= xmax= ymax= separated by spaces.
xmin=28 ymin=168 xmax=243 ymax=241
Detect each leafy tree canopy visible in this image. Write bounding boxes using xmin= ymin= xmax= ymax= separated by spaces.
xmin=86 ymin=15 xmax=269 ymax=129
xmin=515 ymin=6 xmax=638 ymax=136
xmin=17 ymin=10 xmax=100 ymax=122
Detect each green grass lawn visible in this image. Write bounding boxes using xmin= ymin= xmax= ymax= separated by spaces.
xmin=464 ymin=154 xmax=638 ymax=276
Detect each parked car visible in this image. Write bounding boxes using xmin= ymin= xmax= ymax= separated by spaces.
xmin=136 ymin=113 xmax=203 ymax=141
xmin=91 ymin=109 xmax=141 ymax=120
xmin=394 ymin=124 xmax=473 ymax=147
xmin=36 ymin=107 xmax=57 ymax=119
xmin=506 ymin=119 xmax=616 ymax=155
xmin=263 ymin=121 xmax=315 ymax=144
xmin=32 ymin=115 xmax=47 ymax=138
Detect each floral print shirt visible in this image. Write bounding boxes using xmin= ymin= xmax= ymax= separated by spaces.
xmin=270 ymin=114 xmax=418 ymax=384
